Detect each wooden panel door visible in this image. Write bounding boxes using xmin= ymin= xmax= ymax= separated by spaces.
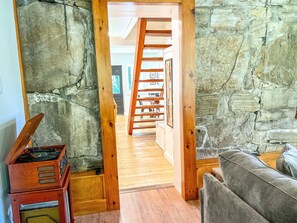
xmin=112 ymin=66 xmax=124 ymax=114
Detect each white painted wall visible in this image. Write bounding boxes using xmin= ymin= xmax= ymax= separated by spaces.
xmin=171 ymin=6 xmax=183 ymax=194
xmin=111 ymin=53 xmax=134 ymax=116
xmin=163 ymin=47 xmax=174 ymax=165
xmin=0 ymin=1 xmax=26 ymax=222
xmin=111 ymin=52 xmax=163 ymax=116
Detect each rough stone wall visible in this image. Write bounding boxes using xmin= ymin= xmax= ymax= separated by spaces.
xmin=195 ymin=0 xmax=297 ymax=159
xmin=17 ymin=0 xmax=102 ymax=172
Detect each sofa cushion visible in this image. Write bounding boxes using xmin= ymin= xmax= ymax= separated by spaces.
xmin=220 ymin=150 xmax=297 ymax=223
xmin=277 ymin=144 xmax=297 ymax=178
xmin=202 ymin=173 xmax=269 ymax=223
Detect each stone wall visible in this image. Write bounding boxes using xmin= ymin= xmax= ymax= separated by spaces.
xmin=195 ymin=0 xmax=297 ymax=159
xmin=17 ymin=0 xmax=102 ymax=172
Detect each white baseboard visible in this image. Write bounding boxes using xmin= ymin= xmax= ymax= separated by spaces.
xmin=164 ymin=151 xmax=174 ymax=166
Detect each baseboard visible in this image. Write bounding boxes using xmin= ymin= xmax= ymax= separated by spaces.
xmin=164 ymin=151 xmax=174 ymax=165
xmin=120 ymin=183 xmax=174 ymax=194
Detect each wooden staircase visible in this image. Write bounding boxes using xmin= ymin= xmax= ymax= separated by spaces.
xmin=128 ymin=18 xmax=172 ymax=135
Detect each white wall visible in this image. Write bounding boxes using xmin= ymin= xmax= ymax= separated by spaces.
xmin=171 ymin=6 xmax=183 ymax=194
xmin=111 ymin=53 xmax=134 ymax=116
xmin=111 ymin=52 xmax=163 ymax=116
xmin=0 ymin=1 xmax=26 ymax=222
xmin=163 ymin=47 xmax=174 ymax=165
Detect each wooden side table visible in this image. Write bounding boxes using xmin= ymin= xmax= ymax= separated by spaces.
xmin=212 ymin=167 xmax=224 ymax=182
xmin=10 ymin=167 xmax=73 ymax=223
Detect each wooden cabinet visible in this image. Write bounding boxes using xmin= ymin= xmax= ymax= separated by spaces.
xmin=10 ymin=167 xmax=73 ymax=223
xmin=5 ymin=113 xmax=73 ymax=222
xmin=5 ymin=113 xmax=68 ymax=193
xmin=70 ymin=171 xmax=106 ymax=216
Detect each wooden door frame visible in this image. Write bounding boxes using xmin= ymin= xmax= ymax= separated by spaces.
xmin=14 ymin=0 xmax=196 ymax=211
xmin=92 ymin=0 xmax=197 ymax=207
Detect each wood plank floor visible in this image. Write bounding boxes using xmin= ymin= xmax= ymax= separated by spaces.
xmin=74 ymin=187 xmax=200 ymax=223
xmin=116 ymin=115 xmax=174 ymax=191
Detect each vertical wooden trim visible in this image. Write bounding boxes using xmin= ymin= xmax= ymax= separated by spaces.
xmin=92 ymin=0 xmax=120 ymax=210
xmin=127 ymin=18 xmax=147 ymax=135
xmin=181 ymin=0 xmax=197 ymax=200
xmin=13 ymin=0 xmax=30 ymax=121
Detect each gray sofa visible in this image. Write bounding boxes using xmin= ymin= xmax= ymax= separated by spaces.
xmin=200 ymin=150 xmax=297 ymax=223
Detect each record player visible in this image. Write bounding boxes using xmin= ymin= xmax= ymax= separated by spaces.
xmin=5 ymin=113 xmax=69 ymax=193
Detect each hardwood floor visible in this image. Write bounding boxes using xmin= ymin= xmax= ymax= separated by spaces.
xmin=116 ymin=115 xmax=174 ymax=191
xmin=74 ymin=187 xmax=200 ymax=223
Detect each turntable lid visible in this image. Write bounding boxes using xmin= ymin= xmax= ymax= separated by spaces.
xmin=5 ymin=113 xmax=44 ymax=165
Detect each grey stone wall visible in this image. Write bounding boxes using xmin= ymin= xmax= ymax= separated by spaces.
xmin=17 ymin=0 xmax=103 ymax=172
xmin=195 ymin=0 xmax=297 ymax=159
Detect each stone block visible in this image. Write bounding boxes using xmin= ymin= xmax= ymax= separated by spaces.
xmin=195 ymin=0 xmax=265 ymax=7
xmin=210 ymin=8 xmax=246 ymax=32
xmin=252 ymin=131 xmax=268 ymax=145
xmin=256 ymin=118 xmax=297 ymax=131
xmin=216 ymin=95 xmax=230 ymax=118
xmin=230 ymin=92 xmax=260 ymax=113
xmin=196 ymin=126 xmax=207 ymax=148
xmin=196 ymin=35 xmax=249 ymax=93
xmin=18 ymin=2 xmax=87 ymax=92
xmin=67 ymin=89 xmax=99 ymax=110
xmin=256 ymin=109 xmax=296 ymax=122
xmin=267 ymin=129 xmax=297 ymax=144
xmin=270 ymin=0 xmax=292 ymax=6
xmin=196 ymin=94 xmax=219 ymax=117
xmin=261 ymin=87 xmax=297 ymax=110
xmin=195 ymin=8 xmax=211 ymax=37
xmin=195 ymin=0 xmax=223 ymax=7
xmin=256 ymin=34 xmax=297 ymax=87
xmin=257 ymin=144 xmax=284 ymax=153
xmin=68 ymin=156 xmax=103 ymax=173
xmin=207 ymin=113 xmax=256 ymax=148
xmin=28 ymin=93 xmax=102 ymax=171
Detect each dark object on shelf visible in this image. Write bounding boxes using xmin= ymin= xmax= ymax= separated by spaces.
xmin=18 ymin=148 xmax=61 ymax=163
xmin=5 ymin=113 xmax=68 ymax=193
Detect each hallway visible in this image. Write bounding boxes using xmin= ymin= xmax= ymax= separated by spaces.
xmin=116 ymin=115 xmax=174 ymax=191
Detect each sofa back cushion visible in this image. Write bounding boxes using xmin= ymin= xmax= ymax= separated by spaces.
xmin=202 ymin=173 xmax=269 ymax=223
xmin=220 ymin=150 xmax=297 ymax=223
xmin=277 ymin=144 xmax=297 ymax=178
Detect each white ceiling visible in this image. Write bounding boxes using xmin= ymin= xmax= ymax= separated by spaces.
xmin=108 ymin=4 xmax=174 ymax=18
xmin=108 ymin=17 xmax=138 ymax=38
xmin=108 ymin=4 xmax=177 ymax=53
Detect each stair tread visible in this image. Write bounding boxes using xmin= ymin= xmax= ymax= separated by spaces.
xmin=138 ymin=88 xmax=163 ymax=92
xmin=134 ymin=119 xmax=164 ymax=123
xmin=146 ymin=30 xmax=172 ymax=37
xmin=142 ymin=57 xmax=163 ymax=61
xmin=136 ymin=105 xmax=164 ymax=109
xmin=137 ymin=97 xmax=164 ymax=101
xmin=139 ymin=79 xmax=164 ymax=82
xmin=146 ymin=18 xmax=171 ymax=22
xmin=141 ymin=68 xmax=163 ymax=72
xmin=133 ymin=125 xmax=156 ymax=129
xmin=144 ymin=44 xmax=172 ymax=49
xmin=135 ymin=112 xmax=164 ymax=116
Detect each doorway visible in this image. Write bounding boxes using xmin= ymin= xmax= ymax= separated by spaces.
xmin=92 ymin=0 xmax=196 ymax=210
xmin=108 ymin=3 xmax=177 ymax=192
xmin=112 ymin=65 xmax=124 ymax=114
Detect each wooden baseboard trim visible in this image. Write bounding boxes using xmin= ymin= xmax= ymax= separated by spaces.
xmin=120 ymin=183 xmax=174 ymax=194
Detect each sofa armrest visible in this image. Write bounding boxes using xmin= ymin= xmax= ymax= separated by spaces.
xmin=199 ymin=188 xmax=204 ymax=223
